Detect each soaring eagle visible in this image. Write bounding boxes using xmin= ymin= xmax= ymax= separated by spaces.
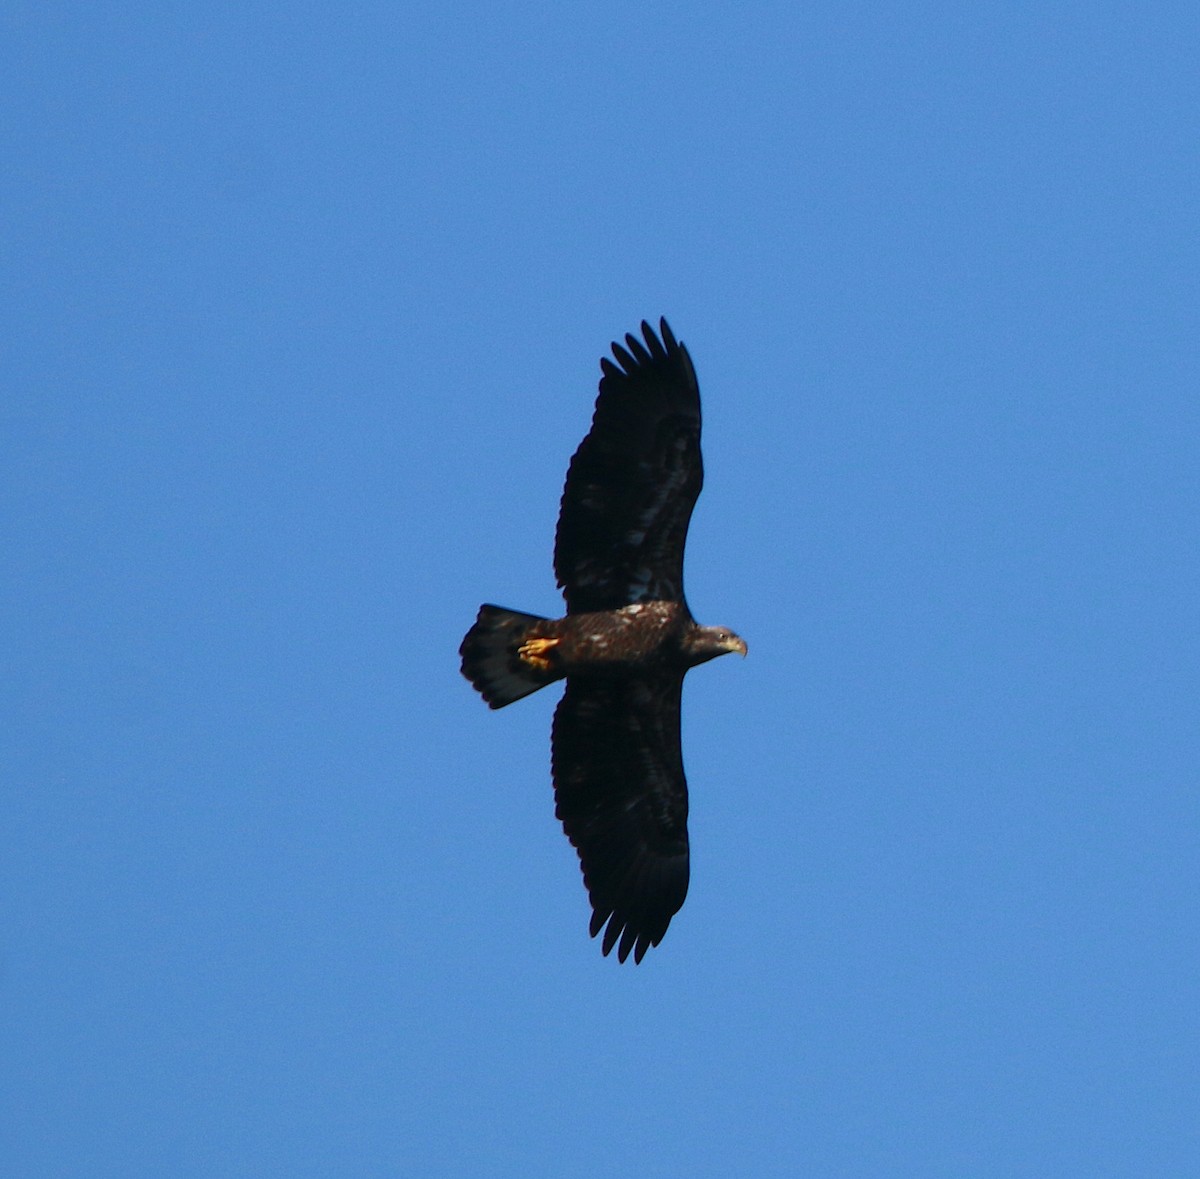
xmin=460 ymin=319 xmax=745 ymax=963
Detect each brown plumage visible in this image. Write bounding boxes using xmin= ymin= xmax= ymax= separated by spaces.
xmin=459 ymin=319 xmax=745 ymax=963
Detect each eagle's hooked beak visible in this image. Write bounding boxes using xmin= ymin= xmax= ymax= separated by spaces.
xmin=726 ymin=635 xmax=748 ymax=658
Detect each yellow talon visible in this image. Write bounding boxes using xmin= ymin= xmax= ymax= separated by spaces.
xmin=518 ymin=636 xmax=559 ymax=670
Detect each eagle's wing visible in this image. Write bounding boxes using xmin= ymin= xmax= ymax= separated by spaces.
xmin=551 ymin=673 xmax=690 ymax=963
xmin=554 ymin=318 xmax=702 ymax=614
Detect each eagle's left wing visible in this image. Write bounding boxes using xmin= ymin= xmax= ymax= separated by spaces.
xmin=554 ymin=318 xmax=702 ymax=615
xmin=550 ymin=673 xmax=691 ymax=963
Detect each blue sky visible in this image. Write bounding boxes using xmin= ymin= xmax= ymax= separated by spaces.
xmin=4 ymin=3 xmax=1198 ymax=1175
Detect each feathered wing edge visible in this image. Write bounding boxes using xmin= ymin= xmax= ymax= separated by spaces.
xmin=551 ymin=673 xmax=691 ymax=963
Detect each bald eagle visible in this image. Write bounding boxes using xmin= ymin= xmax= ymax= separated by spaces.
xmin=460 ymin=319 xmax=745 ymax=963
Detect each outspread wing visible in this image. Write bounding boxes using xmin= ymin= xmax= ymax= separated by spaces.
xmin=551 ymin=673 xmax=690 ymax=963
xmin=554 ymin=318 xmax=702 ymax=614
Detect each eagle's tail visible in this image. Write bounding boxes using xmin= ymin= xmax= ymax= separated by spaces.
xmin=459 ymin=605 xmax=558 ymax=709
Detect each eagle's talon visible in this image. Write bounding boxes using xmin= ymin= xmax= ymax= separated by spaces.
xmin=518 ymin=636 xmax=559 ymax=670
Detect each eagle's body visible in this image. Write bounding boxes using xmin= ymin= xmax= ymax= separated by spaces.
xmin=459 ymin=319 xmax=745 ymax=963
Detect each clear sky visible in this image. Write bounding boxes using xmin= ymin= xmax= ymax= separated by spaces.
xmin=4 ymin=3 xmax=1198 ymax=1175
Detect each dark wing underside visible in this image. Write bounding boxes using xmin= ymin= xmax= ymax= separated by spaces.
xmin=551 ymin=673 xmax=690 ymax=963
xmin=554 ymin=318 xmax=702 ymax=614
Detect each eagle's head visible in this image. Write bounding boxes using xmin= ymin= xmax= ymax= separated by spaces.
xmin=683 ymin=624 xmax=748 ymax=667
